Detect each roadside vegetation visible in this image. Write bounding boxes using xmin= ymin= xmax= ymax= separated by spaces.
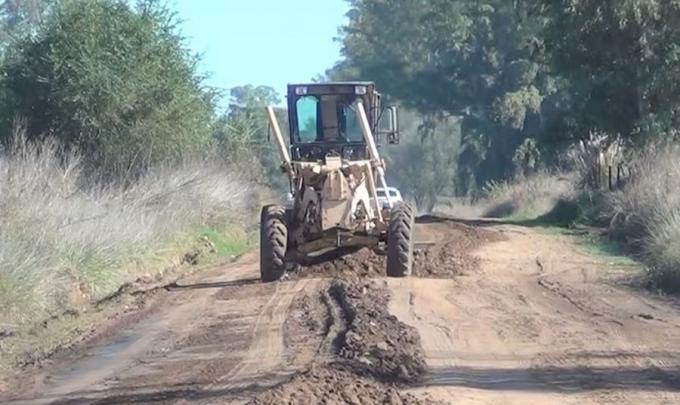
xmin=0 ymin=0 xmax=278 ymax=333
xmin=605 ymin=146 xmax=680 ymax=291
xmin=0 ymin=135 xmax=254 ymax=327
xmin=437 ymin=145 xmax=680 ymax=292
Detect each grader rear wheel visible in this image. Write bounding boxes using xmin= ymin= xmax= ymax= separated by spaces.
xmin=260 ymin=205 xmax=288 ymax=282
xmin=386 ymin=202 xmax=415 ymax=277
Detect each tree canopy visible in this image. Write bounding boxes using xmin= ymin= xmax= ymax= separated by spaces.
xmin=1 ymin=0 xmax=213 ymax=175
xmin=333 ymin=0 xmax=680 ymax=197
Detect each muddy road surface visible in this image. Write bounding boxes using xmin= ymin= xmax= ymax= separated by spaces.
xmin=3 ymin=217 xmax=680 ymax=404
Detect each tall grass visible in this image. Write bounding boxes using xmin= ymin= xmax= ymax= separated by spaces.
xmin=0 ymin=137 xmax=255 ymax=328
xmin=434 ymin=171 xmax=576 ymax=220
xmin=434 ymin=196 xmax=488 ymax=219
xmin=482 ymin=171 xmax=576 ymax=219
xmin=605 ymin=144 xmax=680 ymax=290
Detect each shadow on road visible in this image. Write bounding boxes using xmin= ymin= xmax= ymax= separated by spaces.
xmin=426 ymin=364 xmax=680 ymax=392
xmin=39 ymin=377 xmax=284 ymax=404
xmin=32 ymin=363 xmax=680 ymax=404
xmin=165 ymin=277 xmax=261 ymax=291
xmin=416 ymin=215 xmax=506 ymax=228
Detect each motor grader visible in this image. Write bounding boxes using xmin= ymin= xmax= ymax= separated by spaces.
xmin=261 ymin=82 xmax=414 ymax=282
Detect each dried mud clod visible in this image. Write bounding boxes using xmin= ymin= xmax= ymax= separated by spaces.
xmin=249 ymin=277 xmax=433 ymax=405
xmin=329 ymin=278 xmax=427 ymax=384
xmin=248 ymin=366 xmax=429 ymax=405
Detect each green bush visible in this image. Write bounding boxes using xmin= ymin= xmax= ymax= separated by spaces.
xmin=2 ymin=0 xmax=213 ymax=175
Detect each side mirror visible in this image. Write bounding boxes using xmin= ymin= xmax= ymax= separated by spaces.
xmin=385 ymin=106 xmax=399 ymax=144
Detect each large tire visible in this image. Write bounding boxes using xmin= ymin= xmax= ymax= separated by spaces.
xmin=260 ymin=205 xmax=288 ymax=282
xmin=386 ymin=202 xmax=415 ymax=277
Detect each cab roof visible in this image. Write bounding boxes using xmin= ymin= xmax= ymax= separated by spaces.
xmin=287 ymin=81 xmax=375 ymax=88
xmin=286 ymin=82 xmax=378 ymax=97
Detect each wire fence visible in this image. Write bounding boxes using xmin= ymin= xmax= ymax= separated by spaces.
xmin=585 ymin=163 xmax=631 ymax=191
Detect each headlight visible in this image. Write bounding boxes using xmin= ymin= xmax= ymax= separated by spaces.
xmin=355 ymin=85 xmax=367 ymax=95
xmin=295 ymin=86 xmax=308 ymax=95
xmin=342 ymin=147 xmax=354 ymax=160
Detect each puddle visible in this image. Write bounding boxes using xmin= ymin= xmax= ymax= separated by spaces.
xmin=47 ymin=332 xmax=139 ymax=391
xmin=40 ymin=316 xmax=160 ymax=398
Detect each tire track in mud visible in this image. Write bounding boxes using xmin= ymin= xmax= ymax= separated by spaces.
xmin=215 ymin=279 xmax=315 ymax=388
xmin=317 ymin=287 xmax=347 ymax=358
xmin=2 ymin=256 xmax=324 ymax=404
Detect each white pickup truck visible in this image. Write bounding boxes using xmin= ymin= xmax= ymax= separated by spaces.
xmin=375 ymin=187 xmax=403 ymax=208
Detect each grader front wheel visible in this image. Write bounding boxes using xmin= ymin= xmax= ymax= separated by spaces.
xmin=386 ymin=202 xmax=415 ymax=277
xmin=260 ymin=205 xmax=288 ymax=282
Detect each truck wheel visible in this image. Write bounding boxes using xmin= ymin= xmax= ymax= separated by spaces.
xmin=260 ymin=205 xmax=288 ymax=282
xmin=386 ymin=202 xmax=415 ymax=277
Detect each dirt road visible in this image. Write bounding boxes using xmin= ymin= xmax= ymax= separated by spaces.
xmin=3 ymin=218 xmax=680 ymax=404
xmin=391 ymin=220 xmax=680 ymax=404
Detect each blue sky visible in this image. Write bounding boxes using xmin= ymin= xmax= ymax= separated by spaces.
xmin=173 ymin=0 xmax=349 ymax=107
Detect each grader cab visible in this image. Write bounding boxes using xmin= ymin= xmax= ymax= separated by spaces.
xmin=260 ymin=82 xmax=414 ymax=282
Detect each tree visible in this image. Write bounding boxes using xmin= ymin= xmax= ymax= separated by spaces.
xmin=338 ymin=0 xmax=554 ymax=193
xmin=214 ymin=85 xmax=279 ymax=157
xmin=212 ymin=84 xmax=288 ymax=190
xmin=2 ymin=0 xmax=213 ymax=175
xmin=542 ymin=0 xmax=680 ymax=144
xmin=0 ymin=0 xmax=51 ymax=45
xmin=383 ymin=110 xmax=459 ymax=211
xmin=227 ymin=84 xmax=280 ymax=119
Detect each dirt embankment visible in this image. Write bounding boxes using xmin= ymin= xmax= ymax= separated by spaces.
xmin=249 ymin=278 xmax=429 ymax=405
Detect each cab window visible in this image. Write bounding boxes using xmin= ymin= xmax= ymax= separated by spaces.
xmin=340 ymin=102 xmax=363 ymax=142
xmin=296 ymin=96 xmax=318 ymax=143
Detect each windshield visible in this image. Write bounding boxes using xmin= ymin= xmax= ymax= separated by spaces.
xmin=295 ymin=95 xmax=365 ymax=143
xmin=376 ymin=189 xmax=386 ymax=197
xmin=340 ymin=102 xmax=363 ymax=142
